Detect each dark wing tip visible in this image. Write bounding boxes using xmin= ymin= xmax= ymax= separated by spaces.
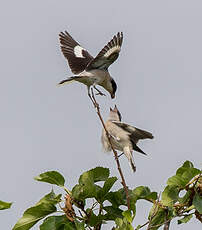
xmin=117 ymin=32 xmax=123 ymax=46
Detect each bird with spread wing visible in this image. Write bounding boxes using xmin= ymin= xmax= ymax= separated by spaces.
xmin=58 ymin=31 xmax=123 ymax=102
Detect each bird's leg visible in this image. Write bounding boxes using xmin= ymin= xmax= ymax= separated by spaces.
xmin=117 ymin=152 xmax=124 ymax=158
xmin=93 ymin=85 xmax=106 ymax=96
xmin=88 ymin=87 xmax=98 ymax=107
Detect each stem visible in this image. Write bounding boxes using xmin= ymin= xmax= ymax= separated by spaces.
xmin=147 ymin=193 xmax=161 ymax=230
xmin=163 ymin=220 xmax=170 ymax=230
xmin=63 ymin=186 xmax=71 ymax=195
xmin=90 ymin=89 xmax=130 ymax=210
xmin=135 ymin=221 xmax=149 ymax=229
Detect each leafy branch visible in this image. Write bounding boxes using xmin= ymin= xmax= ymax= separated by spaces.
xmin=11 ymin=160 xmax=201 ymax=230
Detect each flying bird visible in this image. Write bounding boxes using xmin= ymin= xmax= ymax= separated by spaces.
xmin=58 ymin=31 xmax=123 ymax=101
xmin=101 ymin=105 xmax=154 ymax=172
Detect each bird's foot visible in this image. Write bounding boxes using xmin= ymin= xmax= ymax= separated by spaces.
xmin=93 ymin=86 xmax=106 ymax=96
xmin=115 ymin=152 xmax=124 ymax=158
xmin=88 ymin=88 xmax=100 ymax=108
xmin=118 ymin=152 xmax=124 ymax=158
xmin=96 ymin=91 xmax=106 ymax=96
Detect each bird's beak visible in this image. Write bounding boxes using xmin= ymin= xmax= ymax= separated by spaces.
xmin=111 ymin=94 xmax=115 ymax=99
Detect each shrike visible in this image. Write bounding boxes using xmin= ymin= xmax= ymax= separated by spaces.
xmin=58 ymin=31 xmax=123 ymax=100
xmin=101 ymin=106 xmax=154 ymax=172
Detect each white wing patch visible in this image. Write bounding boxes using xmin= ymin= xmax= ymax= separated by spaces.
xmin=104 ymin=46 xmax=121 ymax=58
xmin=74 ymin=45 xmax=85 ymax=58
xmin=110 ymin=134 xmax=120 ymax=141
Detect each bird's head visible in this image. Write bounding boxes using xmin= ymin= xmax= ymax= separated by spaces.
xmin=109 ymin=105 xmax=122 ymax=121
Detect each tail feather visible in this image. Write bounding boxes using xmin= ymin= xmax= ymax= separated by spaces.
xmin=133 ymin=143 xmax=147 ymax=155
xmin=130 ymin=158 xmax=136 ymax=172
xmin=58 ymin=76 xmax=81 ymax=85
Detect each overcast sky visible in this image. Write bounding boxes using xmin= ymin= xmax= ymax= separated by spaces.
xmin=0 ymin=0 xmax=202 ymax=229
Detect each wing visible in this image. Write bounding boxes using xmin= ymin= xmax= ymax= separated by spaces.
xmin=59 ymin=31 xmax=94 ymax=74
xmin=86 ymin=32 xmax=123 ymax=71
xmin=112 ymin=122 xmax=154 ymax=141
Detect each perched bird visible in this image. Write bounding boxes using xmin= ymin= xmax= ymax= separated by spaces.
xmin=101 ymin=106 xmax=154 ymax=172
xmin=58 ymin=31 xmax=123 ymax=101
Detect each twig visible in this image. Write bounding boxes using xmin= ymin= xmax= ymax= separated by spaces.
xmin=163 ymin=220 xmax=170 ymax=230
xmin=150 ymin=219 xmax=172 ymax=229
xmin=163 ymin=206 xmax=171 ymax=230
xmin=90 ymin=88 xmax=130 ymax=210
xmin=147 ymin=193 xmax=161 ymax=230
xmin=185 ymin=172 xmax=202 ymax=190
xmin=135 ymin=221 xmax=149 ymax=229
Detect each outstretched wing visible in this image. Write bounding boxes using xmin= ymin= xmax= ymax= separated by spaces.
xmin=86 ymin=32 xmax=123 ymax=71
xmin=59 ymin=31 xmax=94 ymax=74
xmin=112 ymin=122 xmax=154 ymax=141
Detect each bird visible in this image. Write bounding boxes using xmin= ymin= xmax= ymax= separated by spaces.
xmin=101 ymin=105 xmax=154 ymax=172
xmin=58 ymin=31 xmax=123 ymax=102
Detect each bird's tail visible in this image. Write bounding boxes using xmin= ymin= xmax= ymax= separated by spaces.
xmin=58 ymin=76 xmax=81 ymax=85
xmin=123 ymin=146 xmax=136 ymax=172
xmin=129 ymin=158 xmax=136 ymax=172
xmin=132 ymin=143 xmax=147 ymax=155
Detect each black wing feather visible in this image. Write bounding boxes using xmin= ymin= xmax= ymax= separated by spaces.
xmin=86 ymin=32 xmax=123 ymax=70
xmin=59 ymin=31 xmax=94 ymax=74
xmin=112 ymin=122 xmax=154 ymax=140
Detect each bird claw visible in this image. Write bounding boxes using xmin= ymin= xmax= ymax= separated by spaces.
xmin=114 ymin=152 xmax=124 ymax=158
xmin=93 ymin=86 xmax=106 ymax=96
xmin=95 ymin=92 xmax=106 ymax=96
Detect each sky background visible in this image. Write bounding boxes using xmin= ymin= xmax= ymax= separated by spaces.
xmin=0 ymin=0 xmax=202 ymax=229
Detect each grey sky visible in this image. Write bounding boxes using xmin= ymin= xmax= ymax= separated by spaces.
xmin=0 ymin=0 xmax=201 ymax=229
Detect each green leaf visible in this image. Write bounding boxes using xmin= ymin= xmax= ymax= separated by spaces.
xmin=177 ymin=214 xmax=193 ymax=224
xmin=193 ymin=192 xmax=202 ymax=214
xmin=104 ymin=206 xmax=123 ymax=220
xmin=40 ymin=215 xmax=69 ymax=230
xmin=169 ymin=161 xmax=200 ymax=188
xmin=161 ymin=185 xmax=179 ymax=206
xmin=122 ymin=210 xmax=133 ymax=223
xmin=182 ymin=161 xmax=194 ymax=168
xmin=145 ymin=192 xmax=158 ymax=201
xmin=37 ymin=190 xmax=62 ymax=206
xmin=34 ymin=171 xmax=65 ymax=187
xmin=131 ymin=186 xmax=157 ymax=203
xmin=176 ymin=161 xmax=194 ymax=176
xmin=79 ymin=167 xmax=109 ymax=184
xmin=114 ymin=217 xmax=134 ymax=230
xmin=167 ymin=175 xmax=187 ymax=188
xmin=133 ymin=186 xmax=150 ymax=197
xmin=149 ymin=207 xmax=166 ymax=230
xmin=105 ymin=189 xmax=126 ymax=208
xmin=63 ymin=222 xmax=75 ymax=230
xmin=178 ymin=190 xmax=192 ymax=204
xmin=13 ymin=191 xmax=60 ymax=230
xmin=0 ymin=200 xmax=12 ymax=210
xmin=72 ymin=183 xmax=97 ymax=200
xmin=74 ymin=220 xmax=85 ymax=230
xmin=86 ymin=211 xmax=104 ymax=227
xmin=97 ymin=177 xmax=117 ymax=201
xmin=135 ymin=225 xmax=141 ymax=230
xmin=182 ymin=168 xmax=200 ymax=183
xmin=72 ymin=167 xmax=111 ymax=201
